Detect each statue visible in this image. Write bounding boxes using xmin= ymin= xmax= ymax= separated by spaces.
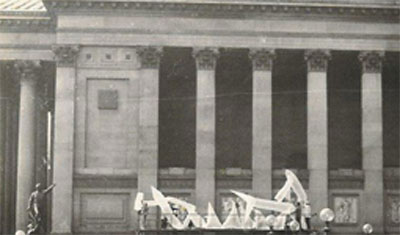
xmin=26 ymin=183 xmax=56 ymax=235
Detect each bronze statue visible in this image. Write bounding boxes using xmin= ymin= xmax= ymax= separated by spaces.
xmin=26 ymin=183 xmax=56 ymax=235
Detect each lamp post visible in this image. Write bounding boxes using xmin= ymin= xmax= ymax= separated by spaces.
xmin=362 ymin=223 xmax=373 ymax=234
xmin=289 ymin=220 xmax=300 ymax=234
xmin=319 ymin=208 xmax=335 ymax=235
xmin=265 ymin=214 xmax=276 ymax=234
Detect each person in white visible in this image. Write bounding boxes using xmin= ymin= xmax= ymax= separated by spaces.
xmin=302 ymin=201 xmax=312 ymax=230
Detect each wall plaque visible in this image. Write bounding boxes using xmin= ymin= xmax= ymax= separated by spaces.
xmin=98 ymin=89 xmax=118 ymax=110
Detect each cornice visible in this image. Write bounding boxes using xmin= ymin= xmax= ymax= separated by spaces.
xmin=328 ymin=169 xmax=365 ymax=189
xmin=0 ymin=17 xmax=55 ymax=33
xmin=42 ymin=0 xmax=400 ymax=23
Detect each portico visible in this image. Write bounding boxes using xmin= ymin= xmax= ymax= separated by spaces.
xmin=0 ymin=0 xmax=399 ymax=234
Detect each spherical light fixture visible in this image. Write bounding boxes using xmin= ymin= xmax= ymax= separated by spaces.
xmin=265 ymin=214 xmax=276 ymax=234
xmin=319 ymin=208 xmax=335 ymax=222
xmin=362 ymin=223 xmax=373 ymax=234
xmin=15 ymin=231 xmax=26 ymax=235
xmin=265 ymin=215 xmax=276 ymax=227
xmin=320 ymin=208 xmax=335 ymax=234
xmin=289 ymin=220 xmax=300 ymax=231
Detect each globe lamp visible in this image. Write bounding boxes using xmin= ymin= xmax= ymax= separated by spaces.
xmin=362 ymin=223 xmax=373 ymax=234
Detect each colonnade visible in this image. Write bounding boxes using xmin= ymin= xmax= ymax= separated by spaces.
xmin=8 ymin=46 xmax=385 ymax=232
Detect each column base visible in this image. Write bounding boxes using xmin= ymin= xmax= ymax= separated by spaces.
xmin=309 ymin=169 xmax=328 ymax=227
xmin=363 ymin=169 xmax=384 ymax=233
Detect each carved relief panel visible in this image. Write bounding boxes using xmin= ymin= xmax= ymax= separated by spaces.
xmin=332 ymin=194 xmax=359 ymax=225
xmin=386 ymin=193 xmax=400 ymax=226
xmin=73 ymin=189 xmax=136 ymax=232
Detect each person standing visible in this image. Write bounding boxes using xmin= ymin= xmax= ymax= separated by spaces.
xmin=138 ymin=202 xmax=149 ymax=230
xmin=303 ymin=201 xmax=312 ymax=230
xmin=295 ymin=202 xmax=302 ymax=225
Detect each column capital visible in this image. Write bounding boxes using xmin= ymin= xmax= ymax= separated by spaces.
xmin=304 ymin=50 xmax=331 ymax=72
xmin=249 ymin=48 xmax=275 ymax=71
xmin=136 ymin=46 xmax=163 ymax=69
xmin=52 ymin=45 xmax=80 ymax=67
xmin=359 ymin=51 xmax=385 ymax=73
xmin=192 ymin=47 xmax=219 ymax=70
xmin=14 ymin=60 xmax=41 ymax=83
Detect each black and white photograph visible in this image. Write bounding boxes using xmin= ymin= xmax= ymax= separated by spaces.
xmin=0 ymin=0 xmax=399 ymax=234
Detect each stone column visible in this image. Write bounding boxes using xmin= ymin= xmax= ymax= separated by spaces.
xmin=0 ymin=64 xmax=5 ymax=233
xmin=359 ymin=51 xmax=385 ymax=232
xmin=51 ymin=45 xmax=79 ymax=234
xmin=136 ymin=46 xmax=162 ymax=228
xmin=249 ymin=49 xmax=275 ymax=199
xmin=304 ymin=50 xmax=331 ymax=217
xmin=14 ymin=60 xmax=41 ymax=231
xmin=193 ymin=48 xmax=219 ymax=214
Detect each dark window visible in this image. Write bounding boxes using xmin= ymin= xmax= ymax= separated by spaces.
xmin=159 ymin=47 xmax=196 ymax=168
xmin=272 ymin=50 xmax=307 ymax=169
xmin=328 ymin=51 xmax=362 ymax=169
xmin=383 ymin=52 xmax=400 ymax=167
xmin=215 ymin=49 xmax=252 ymax=169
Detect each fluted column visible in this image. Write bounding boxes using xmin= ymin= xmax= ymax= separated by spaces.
xmin=193 ymin=48 xmax=219 ymax=214
xmin=136 ymin=46 xmax=162 ymax=228
xmin=51 ymin=45 xmax=79 ymax=234
xmin=14 ymin=60 xmax=41 ymax=231
xmin=359 ymin=51 xmax=385 ymax=232
xmin=249 ymin=49 xmax=275 ymax=199
xmin=305 ymin=50 xmax=330 ymax=218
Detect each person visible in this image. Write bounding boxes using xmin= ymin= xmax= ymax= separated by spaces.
xmin=26 ymin=183 xmax=56 ymax=234
xmin=295 ymin=202 xmax=302 ymax=225
xmin=160 ymin=216 xmax=169 ymax=229
xmin=138 ymin=202 xmax=149 ymax=230
xmin=303 ymin=201 xmax=312 ymax=230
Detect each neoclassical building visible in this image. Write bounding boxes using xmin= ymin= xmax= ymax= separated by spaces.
xmin=0 ymin=0 xmax=399 ymax=234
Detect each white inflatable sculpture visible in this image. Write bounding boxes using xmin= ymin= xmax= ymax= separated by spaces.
xmin=134 ymin=192 xmax=158 ymax=211
xmin=274 ymin=177 xmax=293 ymax=202
xmin=285 ymin=169 xmax=308 ymax=202
xmin=134 ymin=169 xmax=308 ymax=230
xmin=164 ymin=196 xmax=205 ymax=228
xmin=231 ymin=190 xmax=296 ymax=220
xmin=204 ymin=203 xmax=222 ymax=229
xmin=221 ymin=200 xmax=242 ymax=229
xmin=151 ymin=187 xmax=186 ymax=229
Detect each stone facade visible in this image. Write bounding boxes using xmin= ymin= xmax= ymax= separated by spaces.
xmin=0 ymin=0 xmax=399 ymax=234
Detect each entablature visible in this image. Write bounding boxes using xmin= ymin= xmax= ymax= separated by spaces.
xmin=41 ymin=0 xmax=399 ymax=23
